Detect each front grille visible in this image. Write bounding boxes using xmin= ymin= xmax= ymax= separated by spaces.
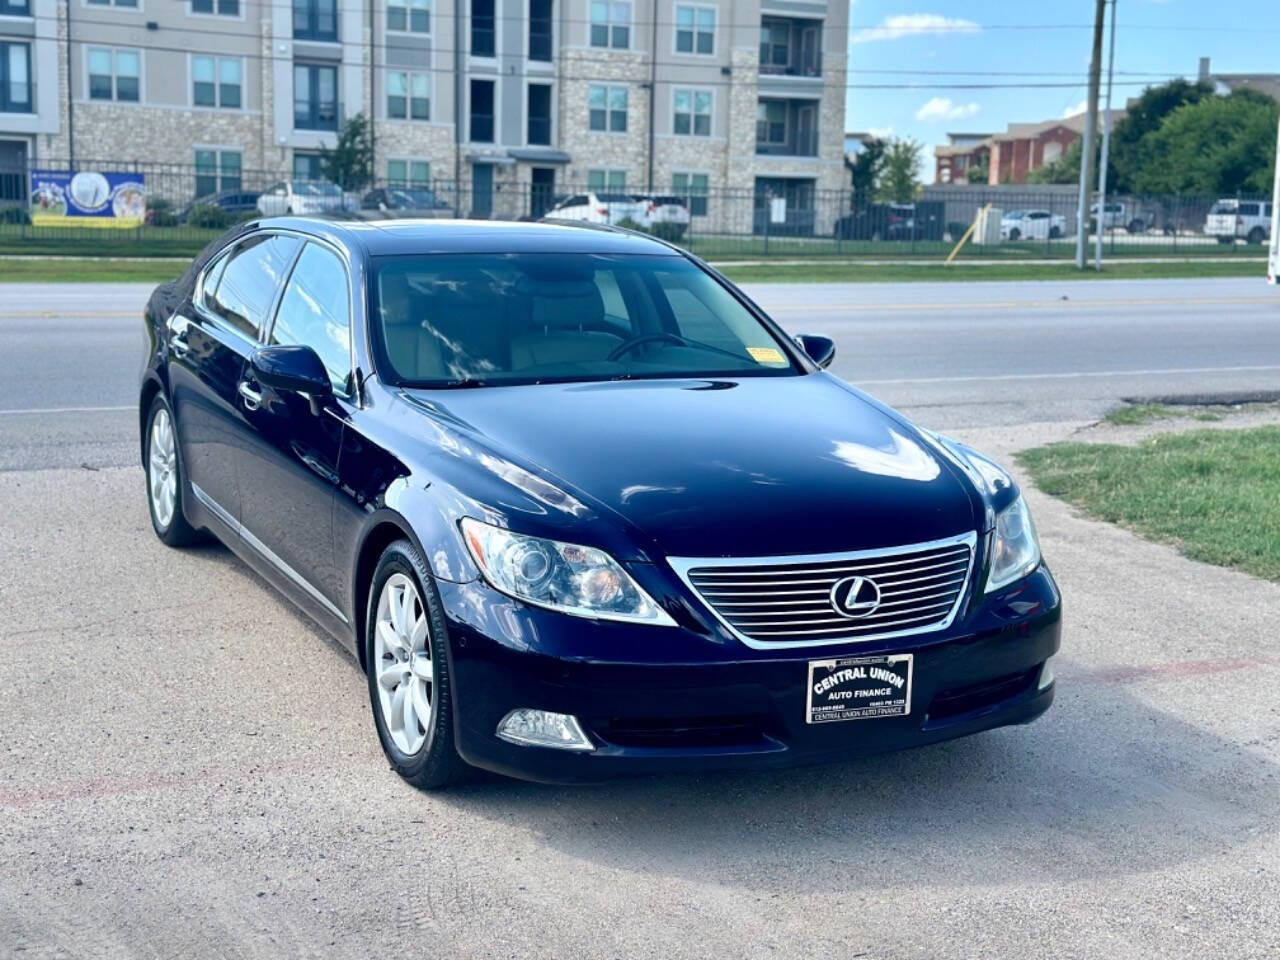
xmin=672 ymin=534 xmax=975 ymax=648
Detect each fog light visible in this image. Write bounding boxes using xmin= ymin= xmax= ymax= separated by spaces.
xmin=1038 ymin=656 xmax=1056 ymax=691
xmin=496 ymin=709 xmax=594 ymax=751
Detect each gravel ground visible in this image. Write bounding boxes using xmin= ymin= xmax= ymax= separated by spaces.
xmin=1 ymin=417 xmax=1277 ymax=959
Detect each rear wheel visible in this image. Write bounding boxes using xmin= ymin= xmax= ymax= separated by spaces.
xmin=144 ymin=395 xmax=202 ymax=547
xmin=1008 ymin=228 xmax=1021 ymax=241
xmin=1247 ymin=227 xmax=1266 ymax=245
xmin=1049 ymin=226 xmax=1062 ymax=239
xmin=366 ymin=539 xmax=470 ymax=790
xmin=1127 ymin=219 xmax=1146 ymax=234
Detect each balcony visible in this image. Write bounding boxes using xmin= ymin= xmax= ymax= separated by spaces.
xmin=759 ymin=16 xmax=822 ymax=78
xmin=755 ymin=98 xmax=819 ymax=157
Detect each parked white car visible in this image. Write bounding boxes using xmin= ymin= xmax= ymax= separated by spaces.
xmin=632 ymin=194 xmax=691 ymax=237
xmin=1204 ymin=198 xmax=1274 ymax=245
xmin=543 ymin=191 xmax=649 ymax=226
xmin=1089 ymin=200 xmax=1151 ymax=234
xmin=1001 ymin=209 xmax=1066 ymax=241
xmin=256 ymin=180 xmax=350 ymax=216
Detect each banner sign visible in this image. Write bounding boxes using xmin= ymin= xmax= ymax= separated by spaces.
xmin=30 ymin=169 xmax=146 ymax=228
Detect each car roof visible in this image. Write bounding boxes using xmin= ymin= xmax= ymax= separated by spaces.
xmin=256 ymin=217 xmax=685 ymax=258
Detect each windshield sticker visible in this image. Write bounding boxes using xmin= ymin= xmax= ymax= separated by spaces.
xmin=747 ymin=346 xmax=786 ymax=365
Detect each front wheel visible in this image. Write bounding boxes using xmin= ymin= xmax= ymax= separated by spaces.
xmin=366 ymin=540 xmax=470 ymax=790
xmin=1008 ymin=228 xmax=1021 ymax=241
xmin=1049 ymin=226 xmax=1062 ymax=239
xmin=144 ymin=395 xmax=202 ymax=547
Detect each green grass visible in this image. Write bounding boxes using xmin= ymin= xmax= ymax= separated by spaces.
xmin=0 ymin=258 xmax=184 ymax=283
xmin=715 ymin=258 xmax=1267 ymax=284
xmin=1103 ymin=403 xmax=1175 ymax=426
xmin=1018 ymin=426 xmax=1280 ymax=582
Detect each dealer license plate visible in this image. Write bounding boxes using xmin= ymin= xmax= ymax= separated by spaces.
xmin=806 ymin=654 xmax=913 ymax=724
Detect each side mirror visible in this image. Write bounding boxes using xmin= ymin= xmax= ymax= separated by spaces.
xmin=251 ymin=344 xmax=332 ymax=398
xmin=796 ymin=334 xmax=836 ymax=369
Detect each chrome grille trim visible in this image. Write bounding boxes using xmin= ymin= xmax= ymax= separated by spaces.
xmin=668 ymin=532 xmax=977 ymax=650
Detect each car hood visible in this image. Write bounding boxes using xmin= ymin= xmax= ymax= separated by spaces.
xmin=403 ymin=374 xmax=980 ymax=559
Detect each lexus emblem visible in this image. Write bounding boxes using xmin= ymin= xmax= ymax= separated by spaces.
xmin=830 ymin=576 xmax=882 ymax=618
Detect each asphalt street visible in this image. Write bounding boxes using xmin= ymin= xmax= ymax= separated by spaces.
xmin=1 ymin=275 xmax=1279 ymax=958
xmin=1 ymin=276 xmax=1278 ymax=472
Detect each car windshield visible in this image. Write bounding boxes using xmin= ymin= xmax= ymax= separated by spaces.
xmin=389 ymin=189 xmax=441 ymax=207
xmin=372 ymin=253 xmax=801 ymax=387
xmin=296 ymin=182 xmax=342 ymax=197
xmin=1210 ymin=201 xmax=1238 ymax=214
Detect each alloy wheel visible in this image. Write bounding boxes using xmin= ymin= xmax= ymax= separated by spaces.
xmin=148 ymin=407 xmax=178 ymax=530
xmin=373 ymin=573 xmax=434 ymax=755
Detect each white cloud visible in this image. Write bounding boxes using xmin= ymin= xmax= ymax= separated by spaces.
xmin=1062 ymin=100 xmax=1088 ymax=118
xmin=851 ymin=14 xmax=981 ymax=44
xmin=915 ymin=97 xmax=980 ymax=122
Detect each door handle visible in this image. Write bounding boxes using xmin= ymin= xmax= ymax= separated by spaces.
xmin=238 ymin=380 xmax=263 ymax=411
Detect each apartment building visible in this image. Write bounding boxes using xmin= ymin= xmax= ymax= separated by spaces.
xmin=0 ymin=0 xmax=848 ymax=225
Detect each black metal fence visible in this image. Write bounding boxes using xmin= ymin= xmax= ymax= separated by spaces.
xmin=0 ymin=159 xmax=1272 ymax=261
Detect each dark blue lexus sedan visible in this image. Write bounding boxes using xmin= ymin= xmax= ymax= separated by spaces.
xmin=140 ymin=217 xmax=1060 ymax=788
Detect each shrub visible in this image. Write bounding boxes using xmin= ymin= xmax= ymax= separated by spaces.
xmin=0 ymin=205 xmax=30 ymax=225
xmin=186 ymin=204 xmax=233 ymax=229
xmin=649 ymin=221 xmax=686 ymax=242
xmin=616 ymin=216 xmax=646 ymax=232
xmin=147 ymin=199 xmax=178 ymax=227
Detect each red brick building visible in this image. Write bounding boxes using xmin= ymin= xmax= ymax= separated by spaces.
xmin=935 ymin=111 xmax=1100 ymax=185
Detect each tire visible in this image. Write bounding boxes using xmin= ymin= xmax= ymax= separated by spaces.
xmin=1127 ymin=219 xmax=1146 ymax=235
xmin=365 ymin=539 xmax=470 ymax=790
xmin=144 ymin=394 xmax=202 ymax=547
xmin=1008 ymin=228 xmax=1021 ymax=241
xmin=1247 ymin=227 xmax=1266 ymax=246
xmin=1049 ymin=226 xmax=1062 ymax=239
xmin=1217 ymin=236 xmax=1235 ymax=245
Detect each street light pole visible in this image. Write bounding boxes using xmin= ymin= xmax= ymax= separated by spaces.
xmin=1095 ymin=0 xmax=1119 ymax=271
xmin=1075 ymin=0 xmax=1107 ymax=269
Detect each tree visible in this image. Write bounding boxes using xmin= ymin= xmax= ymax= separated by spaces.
xmin=1027 ymin=139 xmax=1083 ymax=184
xmin=878 ymin=137 xmax=923 ymax=203
xmin=1108 ymin=79 xmax=1214 ymax=193
xmin=846 ymin=137 xmax=885 ymax=208
xmin=1131 ymin=89 xmax=1278 ymax=196
xmin=320 ymin=113 xmax=374 ymax=190
xmin=966 ymin=158 xmax=989 ymax=184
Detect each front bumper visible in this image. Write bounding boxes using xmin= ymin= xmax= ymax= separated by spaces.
xmin=436 ymin=567 xmax=1061 ymax=784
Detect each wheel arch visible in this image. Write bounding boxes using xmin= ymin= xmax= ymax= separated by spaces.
xmin=138 ymin=374 xmax=165 ymax=466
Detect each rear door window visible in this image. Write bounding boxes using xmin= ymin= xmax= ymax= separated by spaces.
xmin=1239 ymin=203 xmax=1260 ymax=216
xmin=210 ymin=234 xmax=302 ymax=338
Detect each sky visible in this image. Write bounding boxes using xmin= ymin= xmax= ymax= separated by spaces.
xmin=842 ymin=0 xmax=1280 ymax=182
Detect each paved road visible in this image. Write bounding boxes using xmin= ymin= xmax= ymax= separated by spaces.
xmin=1 ymin=277 xmax=1278 ymax=471
xmin=1 ymin=276 xmax=1279 ymax=957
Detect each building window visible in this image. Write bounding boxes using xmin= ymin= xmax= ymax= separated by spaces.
xmin=0 ymin=42 xmax=32 ymax=113
xmin=387 ymin=0 xmax=429 ymax=33
xmin=759 ymin=20 xmax=789 ymax=70
xmin=191 ymin=0 xmax=239 ymax=15
xmin=0 ymin=0 xmax=31 ymax=14
xmin=756 ymin=100 xmax=786 ymax=144
xmin=387 ymin=71 xmax=429 ymax=120
xmin=294 ymin=63 xmax=337 ymax=130
xmin=471 ymin=0 xmax=495 ymax=57
xmin=293 ymin=0 xmax=337 ymax=41
xmin=293 ymin=151 xmax=324 ymax=182
xmin=469 ymin=78 xmax=494 ymax=142
xmin=588 ymin=84 xmax=626 ymax=132
xmin=193 ymin=56 xmax=241 ymax=109
xmin=589 ymin=0 xmax=629 ymax=49
xmin=88 ymin=48 xmax=139 ymax=102
xmin=86 ymin=0 xmax=138 ymax=7
xmin=194 ymin=149 xmax=242 ymax=197
xmin=673 ymin=88 xmax=711 ymax=136
xmin=387 ymin=159 xmax=430 ymax=187
xmin=527 ymin=83 xmax=551 ymax=145
xmin=587 ymin=169 xmax=625 ymax=192
xmin=672 ymin=172 xmax=708 ymax=216
xmin=529 ymin=0 xmax=552 ymax=60
xmin=675 ymin=4 xmax=714 ymax=55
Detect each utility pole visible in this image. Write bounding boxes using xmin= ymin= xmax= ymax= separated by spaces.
xmin=1095 ymin=0 xmax=1118 ymax=271
xmin=1075 ymin=0 xmax=1107 ymax=269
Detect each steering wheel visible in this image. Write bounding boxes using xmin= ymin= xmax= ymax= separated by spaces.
xmin=606 ymin=331 xmax=687 ymax=362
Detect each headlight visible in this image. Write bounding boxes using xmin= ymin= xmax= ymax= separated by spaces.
xmin=460 ymin=518 xmax=676 ymax=626
xmin=986 ymin=495 xmax=1042 ymax=592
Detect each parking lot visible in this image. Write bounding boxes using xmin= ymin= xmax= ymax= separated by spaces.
xmin=2 ymin=277 xmax=1279 ymax=958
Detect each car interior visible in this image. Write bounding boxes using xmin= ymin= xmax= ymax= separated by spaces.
xmin=374 ymin=254 xmax=796 ymax=385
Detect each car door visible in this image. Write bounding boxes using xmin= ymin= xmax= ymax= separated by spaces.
xmin=235 ymin=239 xmax=352 ymax=620
xmin=167 ymin=233 xmax=300 ymax=529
